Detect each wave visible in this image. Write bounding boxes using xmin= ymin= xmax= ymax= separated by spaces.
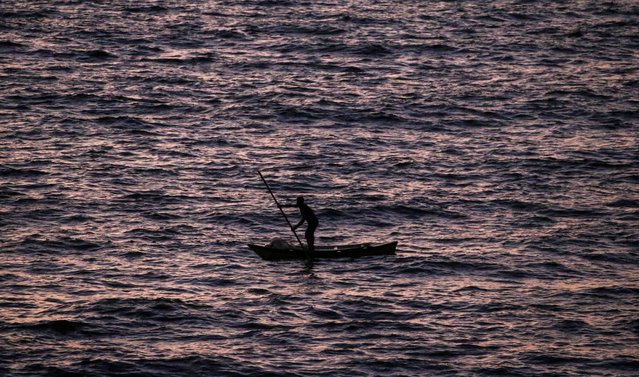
xmin=88 ymin=297 xmax=209 ymax=321
xmin=582 ymin=286 xmax=639 ymax=298
xmin=522 ymin=352 xmax=592 ymax=365
xmin=18 ymin=236 xmax=102 ymax=252
xmin=66 ymin=355 xmax=299 ymax=377
xmin=364 ymin=204 xmax=467 ymax=220
xmin=606 ymin=199 xmax=639 ymax=208
xmin=19 ymin=319 xmax=97 ymax=336
xmin=79 ymin=49 xmax=117 ymax=61
xmin=0 ymin=40 xmax=27 ymax=49
xmin=555 ymin=319 xmax=591 ymax=333
xmin=0 ymin=166 xmax=47 ymax=177
xmin=0 ymin=10 xmax=55 ymax=19
xmin=591 ymin=358 xmax=639 ymax=372
xmin=115 ymin=191 xmax=197 ymax=204
xmin=142 ymin=54 xmax=216 ymax=65
xmin=352 ymin=43 xmax=393 ymax=56
xmin=123 ymin=5 xmax=169 ymax=13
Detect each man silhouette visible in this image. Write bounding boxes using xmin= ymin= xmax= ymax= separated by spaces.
xmin=280 ymin=196 xmax=318 ymax=256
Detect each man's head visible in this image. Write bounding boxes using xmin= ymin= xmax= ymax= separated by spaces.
xmin=296 ymin=196 xmax=304 ymax=205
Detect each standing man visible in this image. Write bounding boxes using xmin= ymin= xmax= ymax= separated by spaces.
xmin=280 ymin=196 xmax=318 ymax=257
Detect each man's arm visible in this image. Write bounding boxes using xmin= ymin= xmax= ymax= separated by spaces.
xmin=292 ymin=217 xmax=305 ymax=230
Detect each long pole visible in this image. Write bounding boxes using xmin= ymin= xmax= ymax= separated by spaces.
xmin=258 ymin=171 xmax=305 ymax=249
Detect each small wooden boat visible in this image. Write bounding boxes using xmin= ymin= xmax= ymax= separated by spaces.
xmin=248 ymin=241 xmax=398 ymax=261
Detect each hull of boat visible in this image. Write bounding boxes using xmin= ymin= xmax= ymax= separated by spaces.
xmin=248 ymin=241 xmax=398 ymax=261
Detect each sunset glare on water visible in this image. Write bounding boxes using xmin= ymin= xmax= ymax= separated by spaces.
xmin=1 ymin=1 xmax=638 ymax=376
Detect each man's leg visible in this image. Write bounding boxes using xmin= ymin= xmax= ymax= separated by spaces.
xmin=306 ymin=226 xmax=315 ymax=256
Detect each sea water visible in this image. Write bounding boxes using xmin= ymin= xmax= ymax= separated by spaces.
xmin=1 ymin=1 xmax=638 ymax=375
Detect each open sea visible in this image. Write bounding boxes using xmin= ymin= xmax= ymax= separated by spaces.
xmin=1 ymin=1 xmax=638 ymax=376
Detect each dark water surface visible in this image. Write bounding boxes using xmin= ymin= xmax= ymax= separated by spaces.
xmin=1 ymin=1 xmax=638 ymax=376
